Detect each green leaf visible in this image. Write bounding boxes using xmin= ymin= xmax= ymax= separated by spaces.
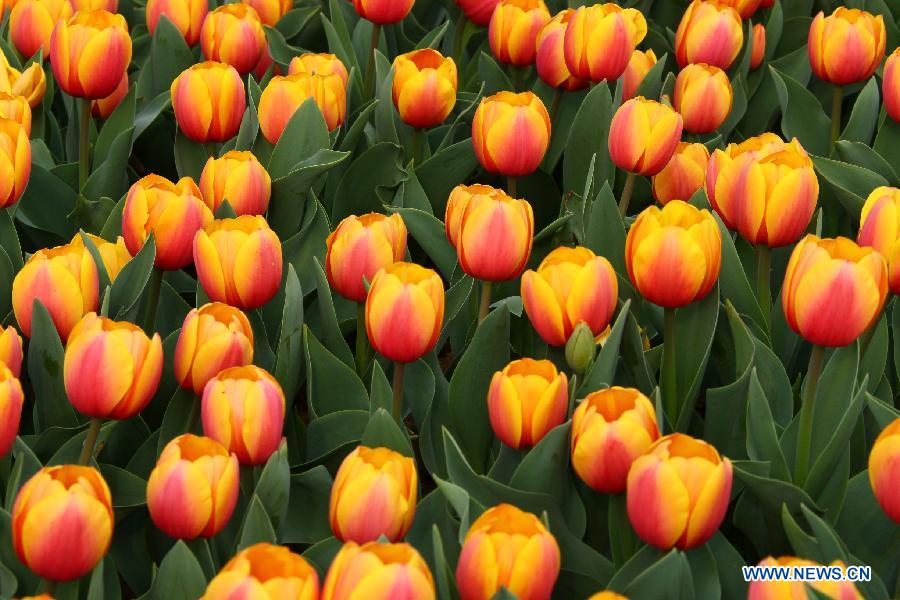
xmin=174 ymin=131 xmax=208 ymax=181
xmin=28 ymin=301 xmax=79 ymax=430
xmin=416 ymin=139 xmax=479 ymax=215
xmin=584 ymin=182 xmax=626 ymax=275
xmin=16 ymin=164 xmax=78 ymax=241
xmin=147 ymin=541 xmax=207 ymax=600
xmin=0 ymin=208 xmax=23 ymax=270
xmin=477 ymin=52 xmax=513 ymax=94
xmin=279 ymin=466 xmax=334 ymax=545
xmin=134 ymin=91 xmax=171 ymax=139
xmin=686 ymin=545 xmax=721 ymax=600
xmin=669 ymin=286 xmax=720 ymax=430
xmin=835 ymin=140 xmax=899 ymax=185
xmin=238 ymin=495 xmax=278 ymax=550
xmin=579 ymin=300 xmax=631 ymax=395
xmin=770 ymin=66 xmax=831 ymax=157
xmin=282 ymin=194 xmax=331 ymax=294
xmin=746 ymin=369 xmax=790 ymax=481
xmin=109 ymin=235 xmax=156 ymax=321
xmin=734 ymin=461 xmax=820 ymax=517
xmin=94 ymin=86 xmax=136 ymax=166
xmin=99 ymin=464 xmax=147 ymax=508
xmin=841 ymin=78 xmax=880 ymax=145
xmin=361 ymin=408 xmax=414 ymax=456
xmin=311 ymin=257 xmax=354 ymax=367
xmin=391 ymin=207 xmax=457 ymax=279
xmin=268 ymin=149 xmax=350 ymax=239
xmin=714 ymin=215 xmax=765 ymax=330
xmin=374 ymin=53 xmax=398 ymax=145
xmin=304 ymin=329 xmax=368 ymax=417
xmin=331 ymin=143 xmax=404 ymax=222
xmin=253 ymin=440 xmax=290 ymax=529
xmin=142 ymin=16 xmax=194 ymax=99
xmin=273 ymin=265 xmax=305 ymax=405
xmin=635 ymin=53 xmax=668 ymax=100
xmin=565 ymin=83 xmax=613 ymax=195
xmin=156 ymin=388 xmax=197 ymax=456
xmin=268 ymin=98 xmax=332 ymax=179
xmin=305 ymin=410 xmax=368 ymax=463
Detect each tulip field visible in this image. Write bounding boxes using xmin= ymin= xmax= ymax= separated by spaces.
xmin=3 ymin=0 xmax=900 ymax=598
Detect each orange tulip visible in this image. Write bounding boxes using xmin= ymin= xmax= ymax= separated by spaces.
xmin=472 ymin=91 xmax=550 ymax=177
xmin=809 ymin=7 xmax=885 ymax=85
xmin=258 ymin=72 xmax=347 ymax=142
xmin=392 ymin=49 xmax=458 ymax=129
xmin=456 ymin=0 xmax=499 ymax=27
xmin=322 ymin=542 xmax=435 ymax=600
xmin=69 ymin=232 xmax=131 ymax=281
xmin=9 ymin=0 xmax=73 ymax=60
xmin=200 ymin=4 xmax=266 ymax=76
xmin=240 ymin=0 xmax=291 ymax=27
xmin=673 ymin=63 xmax=732 ymax=134
xmin=748 ymin=557 xmax=864 ymax=600
xmin=869 ymin=418 xmax=900 ymax=524
xmin=202 ymin=543 xmax=320 ymax=600
xmin=652 ymin=141 xmax=709 ymax=206
xmin=0 ymin=325 xmax=24 ymax=377
xmin=858 ymin=187 xmax=900 ymax=294
xmin=622 ymin=49 xmax=656 ymax=101
xmin=675 ymin=0 xmax=743 ymax=70
xmin=588 ymin=594 xmax=628 ymax=600
xmin=0 ymin=117 xmax=31 ymax=209
xmin=609 ymin=97 xmax=682 ymax=177
xmin=146 ymin=0 xmax=207 ymax=46
xmin=199 ymin=150 xmax=271 ymax=216
xmin=488 ymin=0 xmax=550 ymax=67
xmin=0 ymin=93 xmax=31 ymax=135
xmin=535 ymin=9 xmax=588 ymax=91
xmin=91 ymin=71 xmax=128 ymax=119
xmin=174 ymin=303 xmax=254 ymax=396
xmin=0 ymin=364 xmax=24 ymax=458
xmin=750 ymin=23 xmax=765 ymax=70
xmin=488 ymin=358 xmax=567 ymax=450
xmin=885 ymin=49 xmax=900 ymax=123
xmin=1 ymin=60 xmax=47 ymax=108
xmin=563 ymin=3 xmax=648 ymax=83
xmin=716 ymin=0 xmax=762 ymax=19
xmin=171 ymin=61 xmax=246 ymax=143
xmin=289 ymin=53 xmax=349 ymax=87
xmin=445 ymin=184 xmax=495 ymax=247
xmin=325 ymin=213 xmax=407 ymax=303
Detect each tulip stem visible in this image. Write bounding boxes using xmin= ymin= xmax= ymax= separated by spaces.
xmin=355 ymin=302 xmax=370 ymax=377
xmin=78 ymin=418 xmax=103 ymax=466
xmin=41 ymin=579 xmax=57 ymax=596
xmin=364 ymin=22 xmax=383 ymax=99
xmin=507 ymin=176 xmax=517 ymax=198
xmin=452 ymin=12 xmax=467 ymax=71
xmin=661 ymin=307 xmax=678 ymax=425
xmin=186 ymin=397 xmax=201 ymax=434
xmin=549 ymin=88 xmax=563 ymax=124
xmin=830 ymin=85 xmax=843 ymax=148
xmin=618 ymin=171 xmax=636 ymax=217
xmin=411 ymin=128 xmax=425 ymax=165
xmin=755 ymin=245 xmax=771 ymax=331
xmin=392 ymin=362 xmax=406 ymax=424
xmin=794 ymin=344 xmax=825 ymax=487
xmin=478 ymin=280 xmax=492 ymax=323
xmin=142 ymin=268 xmax=163 ymax=334
xmin=78 ymin=99 xmax=92 ymax=190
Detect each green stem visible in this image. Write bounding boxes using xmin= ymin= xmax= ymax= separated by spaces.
xmin=364 ymin=22 xmax=383 ymax=99
xmin=859 ymin=318 xmax=879 ymax=360
xmin=452 ymin=11 xmax=467 ymax=71
xmin=755 ymin=245 xmax=771 ymax=332
xmin=411 ymin=128 xmax=425 ymax=165
xmin=794 ymin=345 xmax=826 ymax=487
xmin=507 ymin=175 xmax=517 ymax=198
xmin=830 ymin=85 xmax=843 ymax=148
xmin=186 ymin=396 xmax=201 ymax=434
xmin=618 ymin=171 xmax=636 ymax=217
xmin=478 ymin=280 xmax=492 ymax=323
xmin=661 ymin=307 xmax=678 ymax=425
xmin=42 ymin=579 xmax=57 ymax=596
xmin=548 ymin=88 xmax=563 ymax=124
xmin=78 ymin=98 xmax=92 ymax=189
xmin=142 ymin=268 xmax=164 ymax=334
xmin=78 ymin=418 xmax=103 ymax=466
xmin=355 ymin=302 xmax=369 ymax=377
xmin=392 ymin=362 xmax=406 ymax=424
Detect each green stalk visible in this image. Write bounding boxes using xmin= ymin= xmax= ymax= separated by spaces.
xmin=794 ymin=345 xmax=826 ymax=486
xmin=830 ymin=85 xmax=843 ymax=148
xmin=142 ymin=268 xmax=164 ymax=334
xmin=355 ymin=302 xmax=369 ymax=377
xmin=78 ymin=99 xmax=92 ymax=189
xmin=452 ymin=11 xmax=467 ymax=71
xmin=661 ymin=307 xmax=678 ymax=424
xmin=364 ymin=23 xmax=383 ymax=99
xmin=507 ymin=176 xmax=517 ymax=198
xmin=756 ymin=245 xmax=771 ymax=332
xmin=392 ymin=362 xmax=406 ymax=424
xmin=548 ymin=88 xmax=563 ymax=124
xmin=478 ymin=280 xmax=492 ymax=323
xmin=78 ymin=418 xmax=103 ymax=466
xmin=618 ymin=171 xmax=636 ymax=217
xmin=411 ymin=128 xmax=425 ymax=165
xmin=186 ymin=397 xmax=201 ymax=434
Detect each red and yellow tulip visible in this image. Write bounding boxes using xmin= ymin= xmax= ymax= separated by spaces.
xmin=1 ymin=60 xmax=47 ymax=108
xmin=716 ymin=0 xmax=762 ymax=19
xmin=488 ymin=0 xmax=550 ymax=67
xmin=885 ymin=49 xmax=900 ymax=123
xmin=70 ymin=232 xmax=131 ymax=281
xmin=350 ymin=0 xmax=414 ymax=25
xmin=322 ymin=542 xmax=435 ymax=600
xmin=488 ymin=358 xmax=567 ymax=450
xmin=326 ymin=213 xmax=408 ymax=303
xmin=0 ymin=117 xmax=31 ymax=209
xmin=0 ymin=325 xmax=24 ymax=377
xmin=456 ymin=0 xmax=498 ymax=27
xmin=171 ymin=62 xmax=246 ymax=143
xmin=750 ymin=23 xmax=765 ymax=70
xmin=289 ymin=53 xmax=349 ymax=87
xmin=0 ymin=364 xmax=24 ymax=458
xmin=609 ymin=97 xmax=683 ymax=177
xmin=535 ymin=9 xmax=588 ymax=91
xmin=563 ymin=3 xmax=648 ymax=83
xmin=200 ymin=4 xmax=266 ymax=76
xmin=69 ymin=0 xmax=117 ymax=10
xmin=869 ymin=418 xmax=900 ymax=524
xmin=91 ymin=72 xmax=128 ymax=119
xmin=199 ymin=150 xmax=271 ymax=217
xmin=588 ymin=594 xmax=628 ymax=600
xmin=258 ymin=72 xmax=347 ymax=142
xmin=146 ymin=0 xmax=207 ymax=46
xmin=675 ymin=0 xmax=743 ymax=70
xmin=673 ymin=64 xmax=732 ymax=134
xmin=202 ymin=543 xmax=320 ymax=600
xmin=858 ymin=187 xmax=900 ymax=294
xmin=748 ymin=557 xmax=864 ymax=600
xmin=472 ymin=91 xmax=551 ymax=177
xmin=809 ymin=7 xmax=885 ymax=85
xmin=49 ymin=9 xmax=131 ymax=99
xmin=240 ymin=0 xmax=291 ymax=27
xmin=392 ymin=49 xmax=458 ymax=129
xmin=174 ymin=303 xmax=254 ymax=396
xmin=652 ymin=141 xmax=709 ymax=206
xmin=9 ymin=0 xmax=72 ymax=60
xmin=445 ymin=184 xmax=496 ymax=248
xmin=622 ymin=49 xmax=656 ymax=102
xmin=0 ymin=93 xmax=31 ymax=135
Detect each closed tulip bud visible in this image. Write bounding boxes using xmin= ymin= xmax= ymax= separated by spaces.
xmin=146 ymin=0 xmax=207 ymax=46
xmin=12 ymin=240 xmax=99 ymax=340
xmin=0 ymin=93 xmax=31 ymax=135
xmin=6 ymin=62 xmax=48 ymax=108
xmin=488 ymin=358 xmax=567 ymax=450
xmin=489 ymin=0 xmax=550 ymax=67
xmin=456 ymin=0 xmax=499 ymax=27
xmin=203 ymin=543 xmax=320 ymax=600
xmin=0 ymin=364 xmax=24 ymax=458
xmin=563 ymin=3 xmax=648 ymax=83
xmin=199 ymin=151 xmax=271 ymax=216
xmin=241 ymin=0 xmax=291 ymax=26
xmin=716 ymin=0 xmax=762 ymax=19
xmin=50 ymin=10 xmax=131 ymax=99
xmin=322 ymin=542 xmax=434 ymax=600
xmin=535 ymin=9 xmax=588 ymax=92
xmin=622 ymin=49 xmax=656 ymax=101
xmin=456 ymin=504 xmax=560 ymax=600
xmin=627 ymin=433 xmax=732 ymax=550
xmin=174 ymin=303 xmax=254 ymax=395
xmin=171 ymin=62 xmax=246 ymax=143
xmin=869 ymin=418 xmax=900 ymax=524
xmin=258 ymin=73 xmax=347 ymax=142
xmin=673 ymin=64 xmax=732 ymax=134
xmin=91 ymin=71 xmax=127 ymax=118
xmin=652 ymin=141 xmax=709 ymax=206
xmin=194 ymin=216 xmax=283 ymax=310
xmin=351 ymin=0 xmax=414 ymax=25
xmin=675 ymin=1 xmax=743 ymax=70
xmin=325 ymin=213 xmax=407 ymax=303
xmin=9 ymin=0 xmax=72 ymax=60
xmin=392 ymin=49 xmax=458 ymax=129
xmin=783 ymin=235 xmax=888 ymax=347
xmin=0 ymin=118 xmax=31 ymax=208
xmin=809 ymin=8 xmax=885 ymax=85
xmin=366 ymin=262 xmax=444 ymax=363
xmin=123 ymin=174 xmax=213 ymax=270
xmin=609 ymin=97 xmax=682 ymax=177
xmin=565 ymin=322 xmax=595 ymax=374
xmin=521 ymin=246 xmax=618 ymax=346
xmin=0 ymin=325 xmax=24 ymax=377
xmin=472 ymin=91 xmax=551 ymax=177
xmin=289 ymin=52 xmax=349 ymax=87
xmin=707 ymin=133 xmax=818 ymax=248
xmin=147 ymin=434 xmax=240 ymax=539
xmin=200 ymin=4 xmax=266 ymax=76
xmin=12 ymin=465 xmax=113 ymax=581
xmin=445 ymin=184 xmax=498 ymax=248
xmin=750 ymin=23 xmax=765 ymax=70
xmin=748 ymin=557 xmax=864 ymax=600
xmin=859 ymin=187 xmax=900 ymax=294
xmin=70 ymin=233 xmax=131 ymax=281
xmin=571 ymin=387 xmax=659 ymax=493
xmin=454 ymin=188 xmax=533 ymax=282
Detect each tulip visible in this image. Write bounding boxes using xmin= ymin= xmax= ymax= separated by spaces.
xmin=0 ymin=325 xmax=24 ymax=377
xmin=809 ymin=8 xmax=885 ymax=86
xmin=675 ymin=0 xmax=743 ymax=70
xmin=3 ymin=61 xmax=47 ymax=108
xmin=521 ymin=246 xmax=618 ymax=346
xmin=202 ymin=543 xmax=320 ymax=600
xmin=49 ymin=10 xmax=131 ymax=99
xmin=886 ymin=49 xmax=900 ymax=123
xmin=70 ymin=232 xmax=131 ymax=281
xmin=70 ymin=0 xmax=116 ymax=8
xmin=122 ymin=174 xmax=213 ymax=270
xmin=625 ymin=200 xmax=721 ymax=309
xmin=488 ymin=0 xmax=550 ymax=67
xmin=146 ymin=0 xmax=207 ymax=46
xmin=325 ymin=213 xmax=407 ymax=303
xmin=12 ymin=240 xmax=99 ymax=340
xmin=12 ymin=465 xmax=113 ymax=581
xmin=622 ymin=48 xmax=656 ymax=101
xmin=472 ymin=91 xmax=551 ymax=177
xmin=488 ymin=358 xmax=567 ymax=450
xmin=241 ymin=0 xmax=291 ymax=26
xmin=673 ymin=64 xmax=732 ymax=134
xmin=0 ymin=364 xmax=24 ymax=458
xmin=322 ymin=542 xmax=435 ymax=600
xmin=289 ymin=53 xmax=349 ymax=87
xmin=717 ymin=0 xmax=762 ymax=19
xmin=571 ymin=387 xmax=660 ymax=493
xmin=252 ymin=46 xmax=280 ymax=81
xmin=147 ymin=434 xmax=240 ymax=540
xmin=563 ymin=3 xmax=648 ymax=83
xmin=859 ymin=187 xmax=900 ymax=294
xmin=199 ymin=150 xmax=271 ymax=216
xmin=445 ymin=184 xmax=497 ymax=247
xmin=627 ymin=433 xmax=732 ymax=550
xmin=63 ymin=313 xmax=163 ymax=420
xmin=869 ymin=418 xmax=900 ymax=524
xmin=0 ymin=93 xmax=31 ymax=135
xmin=174 ymin=303 xmax=254 ymax=396
xmin=366 ymin=262 xmax=444 ymax=364
xmin=750 ymin=23 xmax=765 ymax=70
xmin=392 ymin=49 xmax=458 ymax=129
xmin=9 ymin=0 xmax=73 ymax=60
xmin=350 ymin=0 xmax=414 ymax=25
xmin=171 ymin=62 xmax=246 ymax=143
xmin=652 ymin=141 xmax=709 ymax=206
xmin=456 ymin=503 xmax=560 ymax=600
xmin=0 ymin=118 xmax=31 ymax=209
xmin=588 ymin=594 xmax=628 ymax=600
xmin=609 ymin=97 xmax=683 ymax=178
xmin=456 ymin=0 xmax=499 ymax=27
xmin=91 ymin=72 xmax=128 ymax=119
xmin=535 ymin=9 xmax=588 ymax=92
xmin=748 ymin=557 xmax=864 ymax=600
xmin=193 ymin=216 xmax=283 ymax=310
xmin=200 ymin=4 xmax=266 ymax=76
xmin=258 ymin=72 xmax=347 ymax=142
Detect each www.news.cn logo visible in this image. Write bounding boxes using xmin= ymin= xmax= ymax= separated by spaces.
xmin=742 ymin=564 xmax=872 ymax=583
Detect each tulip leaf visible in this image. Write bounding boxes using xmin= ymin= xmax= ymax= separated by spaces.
xmin=635 ymin=53 xmax=669 ymax=101
xmin=579 ymin=300 xmax=631 ymax=395
xmin=269 ymin=149 xmax=350 ymax=239
xmin=282 ymin=194 xmax=331 ymax=295
xmin=273 ymin=265 xmax=305 ymax=404
xmin=416 ymin=139 xmax=479 ymax=215
xmin=278 ymin=467 xmax=334 ymax=545
xmin=253 ymin=440 xmax=291 ymax=529
xmin=835 ymin=140 xmax=899 ymax=185
xmin=301 ymin=537 xmax=343 ymax=579
xmin=671 ymin=285 xmax=720 ymax=431
xmin=713 ymin=215 xmax=765 ymax=331
xmin=331 ymin=142 xmax=404 ymax=222
xmin=311 ymin=257 xmax=354 ymax=367
xmin=15 ymin=164 xmax=78 ymax=242
xmin=812 ymin=155 xmax=887 ymax=218
xmin=873 ymin=115 xmax=900 ymax=176
xmin=416 ymin=20 xmax=449 ymax=50
xmin=477 ymin=52 xmax=513 ymax=95
xmin=305 ymin=330 xmax=367 ymax=418
xmin=156 ymin=388 xmax=197 ymax=456
xmin=841 ymin=77 xmax=880 ymax=145
xmin=147 ymin=541 xmax=207 ymax=600
xmin=733 ymin=461 xmax=821 ymax=517
xmin=79 ymin=231 xmax=112 ymax=295
xmin=28 ymin=301 xmax=79 ymax=430
xmin=685 ymin=545 xmax=721 ymax=600
xmin=142 ymin=16 xmax=194 ymax=100
xmin=0 ymin=247 xmax=13 ymax=320
xmin=809 ymin=345 xmax=859 ymax=460
xmin=374 ymin=53 xmax=399 ymax=145
xmin=263 ymin=25 xmax=304 ymax=68
xmin=361 ymin=407 xmax=414 ymax=457
xmin=237 ymin=496 xmax=278 ymax=550
xmin=305 ymin=409 xmax=369 ymax=465
xmin=585 ymin=181 xmax=626 ymax=275
xmin=173 ymin=131 xmax=209 ymax=181
xmin=770 ymin=66 xmax=831 ymax=157
xmin=564 ymin=82 xmax=613 ymax=196
xmin=134 ymin=90 xmax=172 ymax=141
xmin=95 ymin=86 xmax=136 ymax=168
xmin=268 ymin=99 xmax=332 ymax=179
xmin=0 ymin=509 xmax=39 ymax=593
xmin=746 ymin=369 xmax=791 ymax=482
xmin=391 ymin=207 xmax=457 ymax=279
xmin=98 ymin=464 xmax=147 ymax=508
xmin=109 ymin=235 xmax=156 ymax=321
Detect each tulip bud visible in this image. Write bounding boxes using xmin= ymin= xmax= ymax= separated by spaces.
xmin=64 ymin=313 xmax=163 ymax=420
xmin=366 ymin=262 xmax=444 ymax=363
xmin=455 ymin=0 xmax=499 ymax=26
xmin=571 ymin=387 xmax=660 ymax=493
xmin=488 ymin=358 xmax=568 ymax=449
xmin=171 ymin=62 xmax=246 ymax=143
xmin=91 ymin=72 xmax=128 ymax=119
xmin=203 ymin=543 xmax=320 ymax=600
xmin=675 ymin=0 xmax=743 ymax=70
xmin=6 ymin=62 xmax=48 ymax=108
xmin=859 ymin=187 xmax=900 ymax=294
xmin=50 ymin=10 xmax=131 ymax=99
xmin=627 ymin=433 xmax=732 ymax=550
xmin=869 ymin=418 xmax=900 ymax=524
xmin=622 ymin=49 xmax=656 ymax=102
xmin=809 ymin=8 xmax=885 ymax=85
xmin=750 ymin=23 xmax=765 ymax=70
xmin=174 ymin=303 xmax=254 ymax=396
xmin=456 ymin=504 xmax=560 ymax=600
xmin=445 ymin=184 xmax=498 ymax=247
xmin=0 ymin=117 xmax=31 ymax=209
xmin=535 ymin=9 xmax=588 ymax=92
xmin=0 ymin=364 xmax=24 ymax=458
xmin=0 ymin=93 xmax=31 ymax=135
xmin=123 ymin=174 xmax=213 ymax=270
xmin=609 ymin=97 xmax=682 ymax=177
xmin=472 ymin=91 xmax=551 ymax=177
xmin=241 ymin=0 xmax=291 ymax=26
xmin=489 ymin=0 xmax=550 ymax=67
xmin=199 ymin=150 xmax=271 ymax=216
xmin=258 ymin=72 xmax=347 ymax=143
xmin=886 ymin=49 xmax=900 ymax=123
xmin=322 ymin=542 xmax=435 ymax=600
xmin=783 ymin=235 xmax=888 ymax=347
xmin=9 ymin=0 xmax=73 ymax=60
xmin=70 ymin=232 xmax=131 ymax=281
xmin=351 ymin=0 xmax=414 ymax=25
xmin=748 ymin=557 xmax=865 ymax=600
xmin=289 ymin=52 xmax=349 ymax=87
xmin=12 ymin=240 xmax=99 ymax=340
xmin=652 ymin=141 xmax=709 ymax=206
xmin=673 ymin=64 xmax=732 ymax=134
xmin=565 ymin=322 xmax=595 ymax=375
xmin=146 ymin=0 xmax=208 ymax=46
xmin=625 ymin=201 xmax=721 ymax=308
xmin=12 ymin=466 xmax=113 ymax=581
xmin=194 ymin=216 xmax=283 ymax=310
xmin=325 ymin=213 xmax=407 ymax=303
xmin=716 ymin=0 xmax=762 ymax=19
xmin=0 ymin=325 xmax=24 ymax=377
xmin=521 ymin=246 xmax=618 ymax=346
xmin=200 ymin=4 xmax=266 ymax=76
xmin=563 ymin=3 xmax=648 ymax=83
xmin=392 ymin=49 xmax=458 ymax=129
xmin=147 ymin=434 xmax=240 ymax=540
